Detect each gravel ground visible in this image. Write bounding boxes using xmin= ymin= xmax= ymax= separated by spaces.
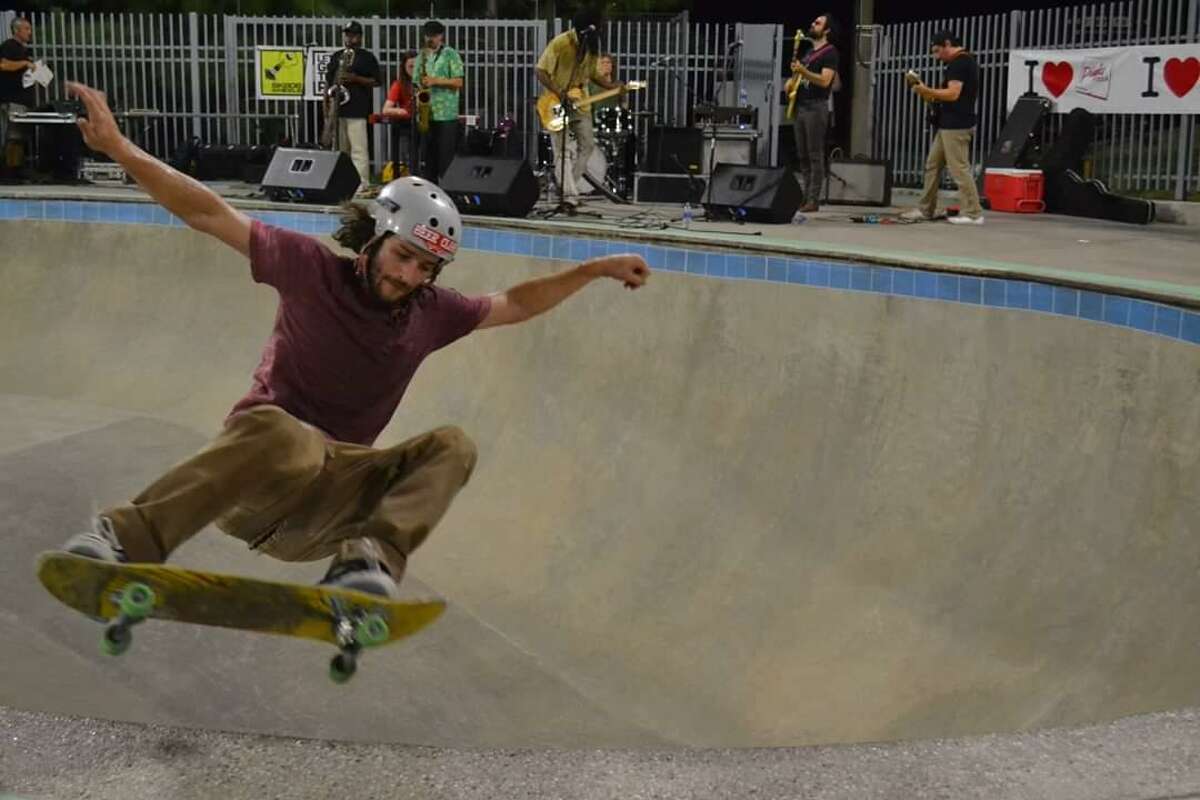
xmin=2 ymin=706 xmax=1199 ymax=800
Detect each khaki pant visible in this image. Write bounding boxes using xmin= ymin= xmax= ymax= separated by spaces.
xmin=103 ymin=405 xmax=478 ymax=581
xmin=338 ymin=117 xmax=371 ymax=187
xmin=549 ymin=110 xmax=595 ymax=205
xmin=917 ymin=127 xmax=983 ymax=218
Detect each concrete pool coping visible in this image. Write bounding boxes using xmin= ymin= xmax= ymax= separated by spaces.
xmin=3 ymin=184 xmax=1200 ymax=309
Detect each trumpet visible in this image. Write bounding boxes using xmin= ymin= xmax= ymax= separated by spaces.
xmin=785 ymin=30 xmax=816 ymax=120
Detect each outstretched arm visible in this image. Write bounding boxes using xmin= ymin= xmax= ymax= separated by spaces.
xmin=68 ymin=81 xmax=252 ymax=258
xmin=478 ymin=254 xmax=649 ymax=329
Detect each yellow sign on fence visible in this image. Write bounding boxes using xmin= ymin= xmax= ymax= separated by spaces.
xmin=256 ymin=47 xmax=305 ymax=100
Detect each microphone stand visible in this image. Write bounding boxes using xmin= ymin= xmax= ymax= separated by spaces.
xmin=703 ymin=41 xmax=743 ymax=214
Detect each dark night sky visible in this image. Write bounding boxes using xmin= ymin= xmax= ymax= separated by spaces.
xmin=691 ymin=0 xmax=1086 ymax=27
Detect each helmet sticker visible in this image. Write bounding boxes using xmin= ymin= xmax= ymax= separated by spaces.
xmin=412 ymin=223 xmax=459 ymax=258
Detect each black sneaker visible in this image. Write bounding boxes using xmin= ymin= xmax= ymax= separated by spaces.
xmin=62 ymin=516 xmax=128 ymax=563
xmin=319 ymin=559 xmax=398 ymax=599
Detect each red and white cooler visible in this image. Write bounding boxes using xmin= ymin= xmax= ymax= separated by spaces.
xmin=983 ymin=168 xmax=1046 ymax=213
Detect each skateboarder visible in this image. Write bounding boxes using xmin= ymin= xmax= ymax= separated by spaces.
xmin=59 ymin=81 xmax=650 ymax=599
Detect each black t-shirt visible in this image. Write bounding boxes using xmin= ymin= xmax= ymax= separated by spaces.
xmin=0 ymin=38 xmax=35 ymax=106
xmin=937 ymin=52 xmax=979 ymax=130
xmin=797 ymin=44 xmax=839 ymax=103
xmin=323 ymin=47 xmax=382 ymax=120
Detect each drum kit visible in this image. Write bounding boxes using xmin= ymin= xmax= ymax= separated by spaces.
xmin=536 ymin=105 xmax=649 ymax=201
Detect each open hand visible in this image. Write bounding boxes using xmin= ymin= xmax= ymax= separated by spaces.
xmin=587 ymin=254 xmax=650 ymax=290
xmin=67 ymin=81 xmax=125 ymax=157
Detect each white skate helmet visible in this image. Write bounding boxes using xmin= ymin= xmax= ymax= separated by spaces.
xmin=370 ymin=176 xmax=462 ymax=263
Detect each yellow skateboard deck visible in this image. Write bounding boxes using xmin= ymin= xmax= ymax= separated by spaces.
xmin=36 ymin=551 xmax=445 ymax=683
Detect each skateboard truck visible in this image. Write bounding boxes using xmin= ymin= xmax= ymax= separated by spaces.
xmin=328 ymin=598 xmax=390 ymax=684
xmin=102 ymin=582 xmax=156 ymax=656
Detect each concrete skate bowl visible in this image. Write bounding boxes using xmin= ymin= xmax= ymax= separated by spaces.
xmin=1 ymin=207 xmax=1199 ymax=750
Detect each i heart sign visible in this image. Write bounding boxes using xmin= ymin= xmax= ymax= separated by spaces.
xmin=1164 ymin=57 xmax=1200 ymax=98
xmin=1042 ymin=62 xmax=1074 ymax=97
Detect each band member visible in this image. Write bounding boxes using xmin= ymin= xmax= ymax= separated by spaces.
xmin=412 ymin=21 xmax=464 ymax=182
xmin=589 ymin=54 xmax=627 ymax=116
xmin=381 ymin=50 xmax=418 ymax=174
xmin=536 ymin=12 xmax=624 ymax=212
xmin=323 ymin=21 xmax=381 ymax=191
xmin=788 ymin=13 xmax=839 ymax=213
xmin=902 ymin=30 xmax=984 ymax=225
xmin=0 ymin=17 xmax=36 ymax=181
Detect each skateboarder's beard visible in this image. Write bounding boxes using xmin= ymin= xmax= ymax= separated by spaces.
xmin=359 ymin=243 xmax=434 ymax=324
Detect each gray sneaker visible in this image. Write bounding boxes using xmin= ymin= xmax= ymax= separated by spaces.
xmin=63 ymin=516 xmax=127 ymax=563
xmin=319 ymin=559 xmax=398 ymax=599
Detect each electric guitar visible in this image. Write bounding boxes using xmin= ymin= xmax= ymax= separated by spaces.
xmin=906 ymin=69 xmax=940 ymax=131
xmin=537 ymin=80 xmax=647 ymax=132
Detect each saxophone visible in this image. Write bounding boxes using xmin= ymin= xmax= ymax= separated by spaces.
xmin=415 ymin=49 xmax=433 ymax=135
xmin=785 ymin=30 xmax=816 ymax=120
xmin=320 ymin=47 xmax=355 ymax=149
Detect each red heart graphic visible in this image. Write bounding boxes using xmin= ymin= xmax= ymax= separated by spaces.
xmin=1042 ymin=61 xmax=1074 ymax=97
xmin=1164 ymin=57 xmax=1200 ymax=98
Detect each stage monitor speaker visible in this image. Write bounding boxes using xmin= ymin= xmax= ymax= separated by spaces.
xmin=645 ymin=126 xmax=704 ymax=174
xmin=824 ymin=158 xmax=892 ymax=206
xmin=703 ymin=164 xmax=802 ymax=224
xmin=439 ymin=156 xmax=538 ymax=217
xmin=260 ymin=148 xmax=360 ymax=204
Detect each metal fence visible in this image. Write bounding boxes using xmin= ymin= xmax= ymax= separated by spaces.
xmin=2 ymin=9 xmax=777 ymax=174
xmin=872 ymin=0 xmax=1200 ymax=198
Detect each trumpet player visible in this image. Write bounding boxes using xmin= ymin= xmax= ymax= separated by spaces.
xmin=412 ymin=20 xmax=464 ymax=182
xmin=787 ymin=13 xmax=839 ymax=213
xmin=323 ymin=21 xmax=381 ymax=191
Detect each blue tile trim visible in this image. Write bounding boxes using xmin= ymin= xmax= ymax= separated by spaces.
xmin=6 ymin=198 xmax=1199 ymax=346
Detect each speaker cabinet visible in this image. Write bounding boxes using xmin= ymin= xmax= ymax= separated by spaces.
xmin=824 ymin=158 xmax=893 ymax=206
xmin=645 ymin=126 xmax=705 ymax=174
xmin=702 ymin=164 xmax=802 ymax=224
xmin=260 ymin=148 xmax=360 ymax=204
xmin=438 ymin=156 xmax=538 ymax=218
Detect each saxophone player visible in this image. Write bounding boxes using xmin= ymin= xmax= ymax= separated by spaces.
xmin=412 ymin=20 xmax=464 ymax=182
xmin=787 ymin=13 xmax=839 ymax=213
xmin=323 ymin=21 xmax=381 ymax=192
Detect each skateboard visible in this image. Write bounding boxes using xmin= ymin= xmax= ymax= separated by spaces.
xmin=35 ymin=552 xmax=445 ymax=684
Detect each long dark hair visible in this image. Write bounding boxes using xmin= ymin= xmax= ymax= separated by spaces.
xmin=398 ymin=49 xmax=418 ymax=87
xmin=332 ymin=201 xmax=440 ymax=323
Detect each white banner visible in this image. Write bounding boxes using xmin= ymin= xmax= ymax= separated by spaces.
xmin=1008 ymin=45 xmax=1200 ymax=114
xmin=304 ymin=47 xmax=341 ymax=101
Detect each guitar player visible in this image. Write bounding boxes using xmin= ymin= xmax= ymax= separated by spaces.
xmin=534 ymin=11 xmax=625 ymax=213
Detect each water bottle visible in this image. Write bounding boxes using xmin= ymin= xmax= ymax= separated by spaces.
xmin=682 ymin=202 xmax=694 ymax=229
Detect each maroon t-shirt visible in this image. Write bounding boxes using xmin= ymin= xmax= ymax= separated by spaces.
xmin=228 ymin=221 xmax=490 ymax=445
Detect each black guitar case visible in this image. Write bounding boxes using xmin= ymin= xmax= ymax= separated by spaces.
xmin=1041 ymin=108 xmax=1156 ymax=225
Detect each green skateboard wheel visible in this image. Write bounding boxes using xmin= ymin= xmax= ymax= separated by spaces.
xmin=102 ymin=624 xmax=131 ymax=656
xmin=354 ymin=614 xmax=389 ymax=648
xmin=329 ymin=652 xmax=356 ymax=684
xmin=117 ymin=583 xmax=156 ymax=619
